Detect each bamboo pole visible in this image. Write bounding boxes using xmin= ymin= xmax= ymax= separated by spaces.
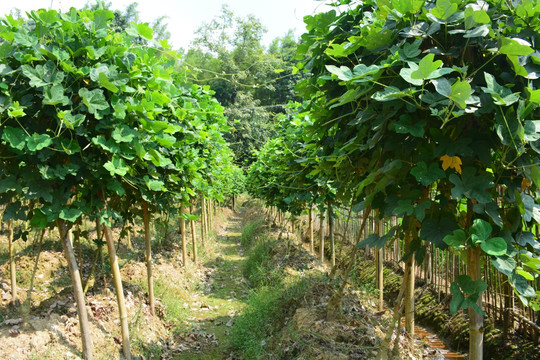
xmin=319 ymin=211 xmax=325 ymax=262
xmin=200 ymin=198 xmax=206 ymax=247
xmin=467 ymin=245 xmax=483 ymax=360
xmin=142 ymin=201 xmax=155 ymax=316
xmin=190 ymin=204 xmax=198 ymax=264
xmin=309 ymin=206 xmax=314 ymax=252
xmin=404 ymin=229 xmax=415 ymax=337
xmin=376 ymin=218 xmax=384 ymax=312
xmin=328 ymin=202 xmax=335 ymax=267
xmin=8 ymin=219 xmax=16 ymax=300
xmin=103 ymin=223 xmax=131 ymax=359
xmin=180 ymin=205 xmax=187 ymax=266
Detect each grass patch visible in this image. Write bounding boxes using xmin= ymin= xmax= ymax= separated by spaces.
xmin=240 ymin=219 xmax=264 ymax=248
xmin=242 ymin=237 xmax=282 ymax=288
xmin=231 ymin=216 xmax=317 ymax=359
xmin=230 ymin=278 xmax=312 ymax=360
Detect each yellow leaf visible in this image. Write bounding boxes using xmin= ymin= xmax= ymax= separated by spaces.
xmin=521 ymin=178 xmax=532 ymax=192
xmin=440 ymin=155 xmax=462 ymax=174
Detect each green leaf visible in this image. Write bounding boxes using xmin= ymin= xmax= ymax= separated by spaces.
xmin=529 ymin=89 xmax=540 ymax=104
xmin=411 ymin=53 xmax=443 ymax=80
xmin=3 ymin=202 xmax=27 ymax=221
xmin=399 ymin=39 xmax=422 ymax=59
xmin=7 ymin=102 xmax=26 ymax=118
xmin=390 ymin=114 xmax=425 ymax=137
xmin=2 ymin=126 xmax=28 ymax=150
xmin=144 ymin=176 xmax=164 ymax=191
xmin=357 ymin=228 xmax=396 ymax=250
xmin=21 ymin=61 xmax=65 ymax=87
xmin=78 ymin=88 xmax=109 ymax=118
xmin=0 ymin=176 xmax=21 ymax=193
xmin=457 ymin=274 xmax=488 ymax=295
xmin=481 ymin=73 xmax=519 ymax=106
xmin=43 ymin=84 xmax=69 ymax=105
xmin=449 ymin=79 xmax=471 ymax=109
xmin=60 ymin=111 xmax=85 ymax=130
xmin=443 ymin=229 xmax=467 ymax=249
xmin=481 ymin=237 xmax=507 ymax=256
xmin=155 ymin=133 xmax=176 ymax=147
xmin=59 ymin=207 xmax=83 ymax=222
xmin=491 ymin=255 xmax=516 ymax=276
xmin=414 ymin=201 xmax=431 ymax=222
xmin=146 ymin=149 xmax=172 ymax=167
xmin=499 ymin=37 xmax=534 ymax=56
xmin=420 ymin=216 xmax=457 ymax=248
xmin=326 ymin=65 xmax=353 ymax=81
xmin=136 ymin=23 xmax=154 ymax=40
xmin=112 ymin=126 xmax=137 ymax=143
xmin=104 ymin=155 xmax=129 ymax=176
xmin=372 ymin=86 xmax=412 ymax=101
xmin=325 ymin=43 xmax=350 ymax=58
xmin=98 ymin=72 xmax=119 ymax=93
xmin=26 ymin=133 xmax=52 ymax=151
xmin=432 ymin=78 xmax=452 ymax=97
xmin=430 ymin=0 xmax=458 ymax=20
xmin=29 ymin=209 xmax=49 ymax=228
xmin=400 ymin=67 xmax=424 ymax=86
xmin=352 ymin=64 xmax=380 ymax=80
xmin=516 ymin=269 xmax=534 ymax=281
xmin=464 ymin=25 xmax=490 ymax=38
xmin=449 ymin=167 xmax=493 ymax=203
xmin=410 ymin=161 xmax=445 ymax=186
xmin=470 ymin=219 xmax=492 ymax=243
xmin=509 ymin=273 xmax=536 ymax=297
xmin=449 ymin=282 xmax=465 ymax=314
xmin=0 ymin=42 xmax=13 ymax=58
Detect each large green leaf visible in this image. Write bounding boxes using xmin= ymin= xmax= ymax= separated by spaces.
xmin=43 ymin=84 xmax=69 ymax=105
xmin=481 ymin=237 xmax=507 ymax=256
xmin=98 ymin=72 xmax=119 ymax=93
xmin=326 ymin=65 xmax=353 ymax=81
xmin=112 ymin=126 xmax=137 ymax=143
xmin=509 ymin=273 xmax=536 ymax=298
xmin=390 ymin=114 xmax=425 ymax=137
xmin=481 ymin=73 xmax=520 ymax=106
xmin=78 ymin=88 xmax=109 ymax=118
xmin=420 ymin=216 xmax=457 ymax=248
xmin=21 ymin=61 xmax=65 ymax=87
xmin=410 ymin=161 xmax=445 ymax=186
xmin=443 ymin=229 xmax=467 ymax=249
xmin=411 ymin=53 xmax=442 ymax=79
xmin=491 ymin=255 xmax=516 ymax=276
xmin=59 ymin=207 xmax=83 ymax=222
xmin=470 ymin=219 xmax=492 ymax=243
xmin=2 ymin=126 xmax=27 ymax=150
xmin=104 ymin=155 xmax=130 ymax=176
xmin=449 ymin=79 xmax=471 ymax=109
xmin=499 ymin=37 xmax=534 ymax=56
xmin=26 ymin=133 xmax=52 ymax=151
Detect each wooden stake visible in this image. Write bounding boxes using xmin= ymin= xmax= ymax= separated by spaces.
xmin=58 ymin=219 xmax=94 ymax=360
xmin=103 ymin=223 xmax=131 ymax=359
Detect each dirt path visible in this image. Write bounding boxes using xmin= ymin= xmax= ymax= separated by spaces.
xmin=174 ymin=212 xmax=249 ymax=359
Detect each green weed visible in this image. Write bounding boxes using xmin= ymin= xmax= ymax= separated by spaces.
xmin=242 ymin=238 xmax=282 ymax=287
xmin=240 ymin=220 xmax=264 ymax=248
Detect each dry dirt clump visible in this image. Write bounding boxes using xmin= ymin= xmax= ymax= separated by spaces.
xmin=0 ymin=237 xmax=199 ymax=359
xmin=273 ymin=290 xmax=387 ymax=360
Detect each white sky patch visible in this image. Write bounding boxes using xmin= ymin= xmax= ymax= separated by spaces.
xmin=0 ymin=0 xmax=335 ymax=50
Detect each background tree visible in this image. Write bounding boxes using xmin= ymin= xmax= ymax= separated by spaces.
xmin=183 ymin=5 xmax=302 ymax=167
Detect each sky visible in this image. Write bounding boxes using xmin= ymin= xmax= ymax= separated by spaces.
xmin=0 ymin=0 xmax=333 ymax=50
